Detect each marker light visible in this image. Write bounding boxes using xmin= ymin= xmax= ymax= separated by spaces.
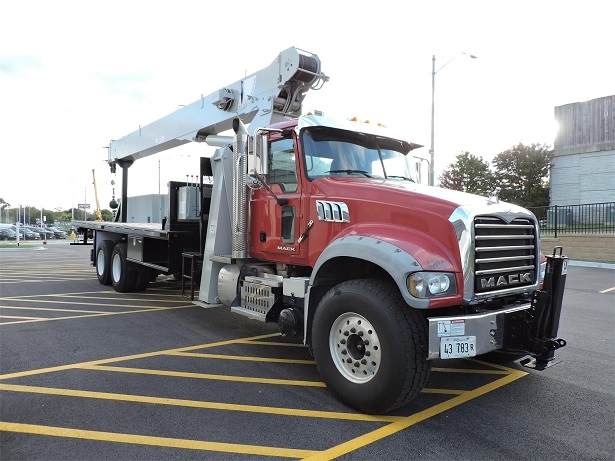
xmin=408 ymin=272 xmax=457 ymax=298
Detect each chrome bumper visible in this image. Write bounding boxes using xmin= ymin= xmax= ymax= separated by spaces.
xmin=427 ymin=303 xmax=532 ymax=360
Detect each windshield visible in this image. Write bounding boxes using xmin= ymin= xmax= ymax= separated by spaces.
xmin=301 ymin=126 xmax=417 ymax=181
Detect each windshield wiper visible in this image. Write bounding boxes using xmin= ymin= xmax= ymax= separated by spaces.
xmin=386 ymin=175 xmax=415 ymax=182
xmin=328 ymin=169 xmax=372 ymax=177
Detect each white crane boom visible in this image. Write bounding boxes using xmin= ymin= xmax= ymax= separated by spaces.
xmin=108 ymin=47 xmax=327 ymax=167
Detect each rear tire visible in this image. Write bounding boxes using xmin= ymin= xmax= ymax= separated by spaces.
xmin=96 ymin=240 xmax=114 ymax=285
xmin=312 ymin=279 xmax=430 ymax=414
xmin=111 ymin=243 xmax=136 ymax=293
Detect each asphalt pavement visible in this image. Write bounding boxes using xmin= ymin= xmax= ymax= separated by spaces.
xmin=0 ymin=242 xmax=613 ymax=460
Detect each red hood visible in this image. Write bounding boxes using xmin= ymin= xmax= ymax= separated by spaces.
xmin=312 ymin=177 xmax=487 ymax=218
xmin=307 ymin=177 xmax=533 ymax=274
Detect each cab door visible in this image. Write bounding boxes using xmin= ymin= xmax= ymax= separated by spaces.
xmin=249 ymin=135 xmax=306 ymax=263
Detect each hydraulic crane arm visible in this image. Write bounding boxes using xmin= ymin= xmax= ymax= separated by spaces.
xmin=108 ymin=47 xmax=327 ymax=168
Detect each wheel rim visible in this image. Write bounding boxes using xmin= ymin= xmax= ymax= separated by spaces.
xmin=111 ymin=253 xmax=122 ymax=282
xmin=329 ymin=312 xmax=381 ymax=383
xmin=96 ymin=249 xmax=105 ymax=275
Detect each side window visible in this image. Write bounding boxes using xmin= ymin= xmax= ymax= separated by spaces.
xmin=269 ymin=138 xmax=298 ymax=193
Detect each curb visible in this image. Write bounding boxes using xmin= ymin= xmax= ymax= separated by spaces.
xmin=568 ymin=260 xmax=615 ymax=270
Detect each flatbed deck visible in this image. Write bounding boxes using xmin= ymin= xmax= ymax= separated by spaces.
xmin=72 ymin=220 xmax=169 ymax=238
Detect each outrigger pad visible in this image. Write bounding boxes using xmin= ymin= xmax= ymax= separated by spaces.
xmin=517 ymin=354 xmax=563 ymax=370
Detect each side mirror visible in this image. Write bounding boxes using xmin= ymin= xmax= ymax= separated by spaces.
xmin=249 ymin=133 xmax=269 ymax=176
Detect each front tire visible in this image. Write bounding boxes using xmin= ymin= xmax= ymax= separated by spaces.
xmin=111 ymin=243 xmax=136 ymax=293
xmin=96 ymin=240 xmax=114 ymax=285
xmin=312 ymin=279 xmax=430 ymax=414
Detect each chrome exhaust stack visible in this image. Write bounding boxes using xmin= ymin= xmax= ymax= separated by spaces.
xmin=232 ymin=118 xmax=249 ymax=259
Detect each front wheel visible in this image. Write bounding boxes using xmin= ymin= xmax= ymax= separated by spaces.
xmin=312 ymin=279 xmax=430 ymax=414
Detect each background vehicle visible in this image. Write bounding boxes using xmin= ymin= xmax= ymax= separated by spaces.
xmin=72 ymin=47 xmax=567 ymax=414
xmin=22 ymin=228 xmax=41 ymax=240
xmin=0 ymin=228 xmax=17 ymax=240
xmin=47 ymin=227 xmax=68 ymax=239
xmin=29 ymin=226 xmax=54 ymax=240
xmin=9 ymin=225 xmax=25 ymax=240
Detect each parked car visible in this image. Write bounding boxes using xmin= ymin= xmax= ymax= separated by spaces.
xmin=47 ymin=226 xmax=68 ymax=239
xmin=22 ymin=228 xmax=41 ymax=240
xmin=9 ymin=225 xmax=25 ymax=239
xmin=0 ymin=228 xmax=17 ymax=241
xmin=29 ymin=226 xmax=54 ymax=239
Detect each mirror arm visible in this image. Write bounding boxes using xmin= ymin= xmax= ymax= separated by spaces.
xmin=247 ymin=171 xmax=289 ymax=206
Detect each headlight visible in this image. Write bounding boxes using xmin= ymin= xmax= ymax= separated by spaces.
xmin=407 ymin=272 xmax=457 ymax=298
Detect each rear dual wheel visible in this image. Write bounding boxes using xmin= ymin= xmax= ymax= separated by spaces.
xmin=111 ymin=243 xmax=137 ymax=293
xmin=96 ymin=240 xmax=114 ymax=285
xmin=97 ymin=240 xmax=155 ymax=292
xmin=312 ymin=279 xmax=430 ymax=414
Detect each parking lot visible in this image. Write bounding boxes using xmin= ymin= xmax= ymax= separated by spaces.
xmin=1 ymin=242 xmax=613 ymax=460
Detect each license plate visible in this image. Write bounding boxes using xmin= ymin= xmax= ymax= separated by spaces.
xmin=440 ymin=336 xmax=477 ymax=359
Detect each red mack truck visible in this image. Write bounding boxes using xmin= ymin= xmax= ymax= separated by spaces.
xmin=72 ymin=47 xmax=567 ymax=414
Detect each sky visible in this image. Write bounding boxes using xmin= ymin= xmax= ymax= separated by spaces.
xmin=1 ymin=0 xmax=613 ymax=213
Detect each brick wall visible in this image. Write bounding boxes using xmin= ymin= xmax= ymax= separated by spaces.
xmin=541 ymin=234 xmax=615 ymax=263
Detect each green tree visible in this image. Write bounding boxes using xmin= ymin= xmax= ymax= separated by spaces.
xmin=438 ymin=151 xmax=494 ymax=195
xmin=0 ymin=198 xmax=10 ymax=223
xmin=100 ymin=209 xmax=114 ymax=221
xmin=492 ymin=143 xmax=552 ymax=208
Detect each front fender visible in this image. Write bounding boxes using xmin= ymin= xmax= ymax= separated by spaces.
xmin=309 ymin=234 xmax=429 ymax=309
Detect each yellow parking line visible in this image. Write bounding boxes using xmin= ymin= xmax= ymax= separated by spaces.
xmin=0 ymin=422 xmax=317 ymax=458
xmin=421 ymin=388 xmax=468 ymax=395
xmin=0 ymin=333 xmax=279 ymax=380
xmin=237 ymin=340 xmax=307 ymax=347
xmin=168 ymin=351 xmax=316 ymax=365
xmin=0 ymin=298 xmax=182 ymax=309
xmin=0 ymin=306 xmax=192 ymax=326
xmin=82 ymin=364 xmax=327 ymax=387
xmin=0 ymin=315 xmax=44 ymax=320
xmin=0 ymin=278 xmax=95 ymax=284
xmin=53 ymin=294 xmax=190 ymax=303
xmin=0 ymin=290 xmax=153 ymax=300
xmin=301 ymin=367 xmax=528 ymax=461
xmin=0 ymin=306 xmax=110 ymax=314
xmin=0 ymin=383 xmax=401 ymax=422
xmin=0 ymin=319 xmax=48 ymax=325
xmin=465 ymin=357 xmax=527 ymax=372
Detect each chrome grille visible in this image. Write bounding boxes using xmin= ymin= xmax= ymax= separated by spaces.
xmin=474 ymin=217 xmax=537 ymax=293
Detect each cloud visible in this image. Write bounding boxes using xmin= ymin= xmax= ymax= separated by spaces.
xmin=0 ymin=55 xmax=41 ymax=76
xmin=91 ymin=72 xmax=153 ymax=102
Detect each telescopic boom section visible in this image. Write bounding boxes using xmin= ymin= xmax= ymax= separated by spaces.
xmin=107 ymin=47 xmax=327 ymax=167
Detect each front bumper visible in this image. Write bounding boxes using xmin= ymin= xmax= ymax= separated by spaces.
xmin=427 ymin=303 xmax=531 ymax=360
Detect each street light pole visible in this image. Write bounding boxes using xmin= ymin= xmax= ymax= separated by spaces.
xmin=429 ymin=55 xmax=436 ymax=187
xmin=429 ymin=53 xmax=477 ymax=187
